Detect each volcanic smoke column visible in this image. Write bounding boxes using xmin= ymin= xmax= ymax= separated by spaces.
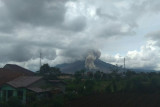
xmin=85 ymin=50 xmax=101 ymax=70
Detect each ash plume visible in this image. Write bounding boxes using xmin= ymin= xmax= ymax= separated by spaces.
xmin=85 ymin=50 xmax=101 ymax=70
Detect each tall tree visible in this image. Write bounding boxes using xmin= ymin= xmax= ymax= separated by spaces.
xmin=40 ymin=63 xmax=50 ymax=74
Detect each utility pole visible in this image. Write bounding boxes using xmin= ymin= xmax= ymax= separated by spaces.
xmin=124 ymin=57 xmax=125 ymax=72
xmin=40 ymin=51 xmax=42 ymax=70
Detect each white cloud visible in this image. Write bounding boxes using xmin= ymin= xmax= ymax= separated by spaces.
xmin=101 ymin=40 xmax=160 ymax=70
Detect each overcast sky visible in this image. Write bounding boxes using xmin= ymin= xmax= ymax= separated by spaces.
xmin=0 ymin=0 xmax=160 ymax=71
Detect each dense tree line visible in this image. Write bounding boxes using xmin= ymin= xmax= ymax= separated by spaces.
xmin=66 ymin=69 xmax=160 ymax=98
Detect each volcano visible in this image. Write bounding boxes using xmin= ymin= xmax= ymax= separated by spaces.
xmin=55 ymin=59 xmax=114 ymax=73
xmin=55 ymin=59 xmax=158 ymax=73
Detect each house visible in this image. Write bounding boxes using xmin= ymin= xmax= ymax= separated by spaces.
xmin=0 ymin=64 xmax=66 ymax=103
xmin=0 ymin=76 xmax=52 ymax=103
xmin=0 ymin=64 xmax=35 ymax=103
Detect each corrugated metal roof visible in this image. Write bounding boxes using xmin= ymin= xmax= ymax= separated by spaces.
xmin=0 ymin=68 xmax=33 ymax=86
xmin=7 ymin=76 xmax=43 ymax=88
xmin=3 ymin=64 xmax=34 ymax=75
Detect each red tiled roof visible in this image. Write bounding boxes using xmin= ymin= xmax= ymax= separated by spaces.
xmin=7 ymin=76 xmax=42 ymax=88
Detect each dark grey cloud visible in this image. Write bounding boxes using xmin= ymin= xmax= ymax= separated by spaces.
xmin=146 ymin=30 xmax=160 ymax=46
xmin=59 ymin=40 xmax=95 ymax=61
xmin=64 ymin=16 xmax=87 ymax=32
xmin=94 ymin=22 xmax=135 ymax=38
xmin=0 ymin=4 xmax=15 ymax=33
xmin=96 ymin=8 xmax=118 ymax=20
xmin=3 ymin=0 xmax=67 ymax=26
xmin=0 ymin=33 xmax=58 ymax=62
xmin=0 ymin=44 xmax=33 ymax=62
xmin=41 ymin=48 xmax=57 ymax=60
xmin=0 ymin=43 xmax=57 ymax=62
xmin=0 ymin=0 xmax=73 ymax=63
xmin=145 ymin=0 xmax=160 ymax=12
xmin=59 ymin=48 xmax=88 ymax=61
xmin=146 ymin=31 xmax=160 ymax=40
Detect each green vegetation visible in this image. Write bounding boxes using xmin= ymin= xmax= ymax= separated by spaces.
xmin=68 ymin=70 xmax=154 ymax=94
xmin=0 ymin=97 xmax=24 ymax=107
xmin=36 ymin=63 xmax=61 ymax=80
xmin=2 ymin=64 xmax=160 ymax=107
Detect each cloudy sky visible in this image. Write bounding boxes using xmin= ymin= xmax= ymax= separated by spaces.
xmin=0 ymin=0 xmax=160 ymax=71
